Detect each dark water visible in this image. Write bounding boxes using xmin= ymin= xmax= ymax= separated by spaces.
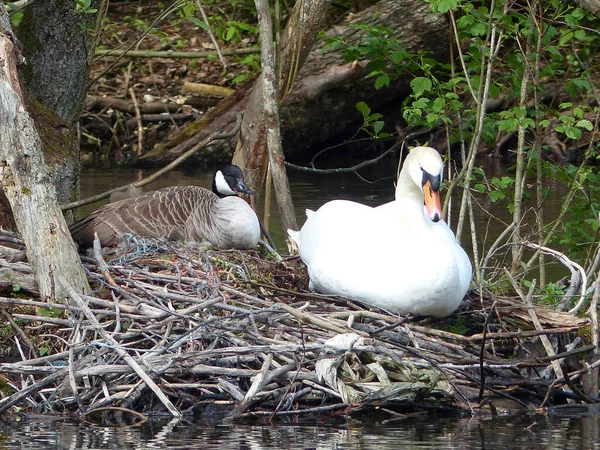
xmin=2 ymin=412 xmax=600 ymax=449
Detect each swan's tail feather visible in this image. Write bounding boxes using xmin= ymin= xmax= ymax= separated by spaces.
xmin=287 ymin=228 xmax=300 ymax=253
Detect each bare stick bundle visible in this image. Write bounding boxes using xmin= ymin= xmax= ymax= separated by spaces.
xmin=0 ymin=240 xmax=594 ymax=422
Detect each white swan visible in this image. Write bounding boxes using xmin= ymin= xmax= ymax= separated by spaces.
xmin=288 ymin=146 xmax=472 ymax=318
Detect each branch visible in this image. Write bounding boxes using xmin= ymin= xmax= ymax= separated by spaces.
xmin=61 ymin=113 xmax=243 ymax=211
xmin=286 ymin=139 xmax=401 ymax=175
xmin=60 ymin=276 xmax=182 ymax=419
xmin=95 ymin=47 xmax=259 ymax=59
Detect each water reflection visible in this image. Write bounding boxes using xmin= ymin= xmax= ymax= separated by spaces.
xmin=2 ymin=414 xmax=600 ymax=449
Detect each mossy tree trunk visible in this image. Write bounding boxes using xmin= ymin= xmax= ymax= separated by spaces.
xmin=16 ymin=0 xmax=101 ymax=210
xmin=0 ymin=6 xmax=92 ymax=299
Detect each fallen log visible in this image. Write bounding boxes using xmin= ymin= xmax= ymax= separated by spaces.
xmin=140 ymin=0 xmax=450 ymax=165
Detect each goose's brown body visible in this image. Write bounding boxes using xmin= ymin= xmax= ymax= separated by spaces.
xmin=70 ymin=185 xmax=260 ymax=249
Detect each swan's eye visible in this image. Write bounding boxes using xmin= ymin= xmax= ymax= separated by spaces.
xmin=421 ymin=169 xmax=441 ymax=191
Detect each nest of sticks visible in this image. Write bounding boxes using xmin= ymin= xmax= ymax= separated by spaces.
xmin=0 ymin=235 xmax=598 ymax=425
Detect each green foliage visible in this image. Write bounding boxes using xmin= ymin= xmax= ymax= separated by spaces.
xmin=99 ymin=0 xmax=262 ymax=82
xmin=356 ymin=102 xmax=390 ymax=139
xmin=524 ymin=280 xmax=566 ymax=306
xmin=551 ymin=103 xmax=595 ymax=141
xmin=438 ymin=315 xmax=469 ymax=335
xmin=543 ymin=160 xmax=600 ymax=260
xmin=472 ymin=167 xmax=518 ymax=213
xmin=38 ymin=307 xmax=63 ymax=318
xmin=76 ymin=0 xmax=98 ymax=14
xmin=332 ymin=0 xmax=600 ymax=305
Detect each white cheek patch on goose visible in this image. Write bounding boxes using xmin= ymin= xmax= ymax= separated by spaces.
xmin=214 ymin=171 xmax=237 ymax=196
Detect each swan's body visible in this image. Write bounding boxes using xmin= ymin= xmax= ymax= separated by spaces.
xmin=70 ymin=165 xmax=260 ymax=249
xmin=288 ymin=146 xmax=472 ymax=318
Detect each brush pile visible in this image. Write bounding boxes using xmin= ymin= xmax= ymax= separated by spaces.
xmin=0 ymin=237 xmax=597 ymax=424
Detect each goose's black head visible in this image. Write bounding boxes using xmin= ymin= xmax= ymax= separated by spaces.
xmin=212 ymin=164 xmax=254 ymax=198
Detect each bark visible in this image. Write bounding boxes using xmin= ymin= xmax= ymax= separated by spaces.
xmin=231 ymin=0 xmax=331 ymax=208
xmin=252 ymin=0 xmax=299 ymax=233
xmin=575 ymin=0 xmax=600 ymax=17
xmin=0 ymin=11 xmax=90 ymax=299
xmin=16 ymin=0 xmax=101 ymax=207
xmin=141 ymin=0 xmax=449 ymax=167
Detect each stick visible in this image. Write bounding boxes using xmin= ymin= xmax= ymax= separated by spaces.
xmin=235 ymin=352 xmax=273 ymax=415
xmin=129 ymin=88 xmax=144 ymax=156
xmin=60 ymin=113 xmax=243 ymax=211
xmin=279 ymin=303 xmax=369 ymax=337
xmin=95 ymin=48 xmax=259 ymax=59
xmin=504 ymin=270 xmax=565 ymax=383
xmin=523 ymin=241 xmax=587 ymax=314
xmin=59 ymin=276 xmax=181 ymax=418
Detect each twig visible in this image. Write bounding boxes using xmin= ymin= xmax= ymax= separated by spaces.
xmin=95 ymin=48 xmax=259 ymax=59
xmin=279 ymin=303 xmax=368 ymax=337
xmin=285 ymin=139 xmax=401 ymax=175
xmin=0 ymin=367 xmax=69 ymax=415
xmin=194 ymin=0 xmax=226 ymax=67
xmin=1 ymin=308 xmax=39 ymax=357
xmin=129 ymin=88 xmax=144 ymax=156
xmin=60 ymin=276 xmax=182 ymax=419
xmin=235 ymin=352 xmax=273 ymax=415
xmin=504 ymin=270 xmax=565 ymax=383
xmin=60 ymin=113 xmax=243 ymax=211
xmin=93 ymin=234 xmax=117 ymax=287
xmin=523 ymin=241 xmax=587 ymax=314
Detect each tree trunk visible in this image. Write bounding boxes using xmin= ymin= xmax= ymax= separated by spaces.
xmin=248 ymin=0 xmax=309 ymax=233
xmin=16 ymin=0 xmax=101 ymax=208
xmin=0 ymin=10 xmax=90 ymax=299
xmin=140 ymin=0 xmax=449 ymax=166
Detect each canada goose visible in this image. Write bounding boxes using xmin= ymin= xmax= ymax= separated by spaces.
xmin=288 ymin=146 xmax=472 ymax=318
xmin=70 ymin=165 xmax=261 ymax=249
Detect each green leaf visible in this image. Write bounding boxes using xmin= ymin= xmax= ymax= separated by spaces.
xmin=489 ymin=191 xmax=505 ymax=202
xmin=410 ymin=77 xmax=433 ymax=96
xmin=374 ymin=74 xmax=390 ymax=90
xmin=356 ymin=102 xmax=371 ymax=119
xmin=432 ymin=97 xmax=445 ymax=113
xmin=412 ymin=98 xmax=430 ymax=109
xmin=389 ymin=50 xmax=407 ymax=64
xmin=577 ymin=119 xmax=593 ymax=131
xmin=585 ymin=218 xmax=599 ymax=232
xmin=225 ymin=27 xmax=236 ymax=41
xmin=470 ymin=22 xmax=487 ymax=37
xmin=426 ymin=112 xmax=439 ymax=126
xmin=188 ymin=17 xmax=209 ymax=31
xmin=426 ymin=0 xmax=458 ymax=14
xmin=373 ymin=121 xmax=384 ymax=135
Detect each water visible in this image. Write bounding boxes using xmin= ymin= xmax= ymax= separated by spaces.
xmin=2 ymin=412 xmax=600 ymax=449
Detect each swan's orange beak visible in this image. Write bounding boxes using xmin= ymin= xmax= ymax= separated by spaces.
xmin=424 ymin=180 xmax=442 ymax=223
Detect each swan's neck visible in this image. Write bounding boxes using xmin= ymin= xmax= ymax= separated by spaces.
xmin=395 ymin=169 xmax=428 ymax=228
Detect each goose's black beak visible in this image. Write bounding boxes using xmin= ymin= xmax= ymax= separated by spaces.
xmin=236 ymin=179 xmax=254 ymax=195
